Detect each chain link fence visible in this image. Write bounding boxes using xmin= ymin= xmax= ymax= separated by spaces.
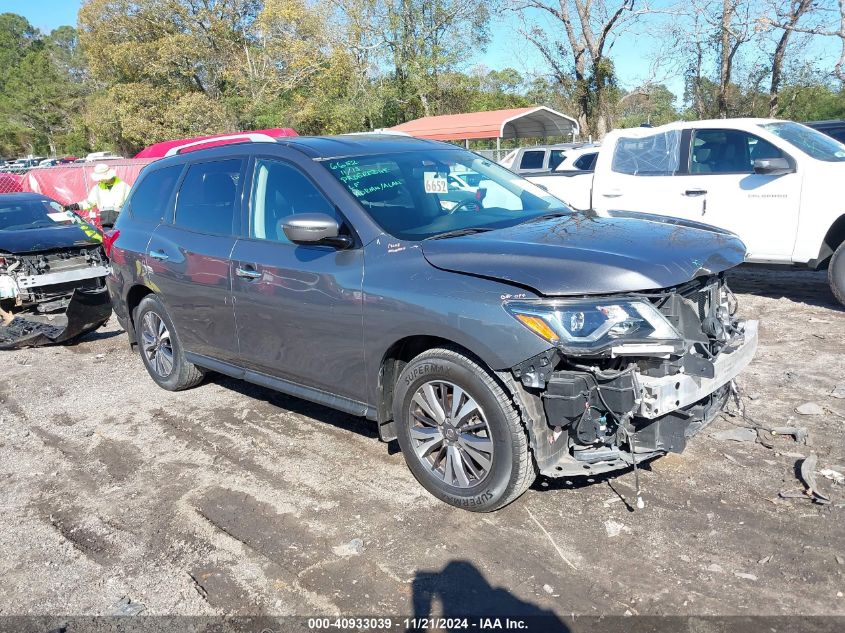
xmin=0 ymin=159 xmax=153 ymax=204
xmin=473 ymin=149 xmax=512 ymax=162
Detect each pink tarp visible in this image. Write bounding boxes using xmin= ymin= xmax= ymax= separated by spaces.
xmin=12 ymin=127 xmax=299 ymax=204
xmin=0 ymin=172 xmax=23 ymax=194
xmin=134 ymin=127 xmax=297 ymax=158
xmin=20 ymin=159 xmax=154 ymax=205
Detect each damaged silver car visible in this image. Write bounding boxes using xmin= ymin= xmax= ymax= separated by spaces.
xmin=0 ymin=193 xmax=111 ymax=349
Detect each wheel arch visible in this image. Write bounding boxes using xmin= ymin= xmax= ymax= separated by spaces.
xmin=124 ymin=284 xmax=156 ymax=344
xmin=375 ymin=335 xmax=491 ymax=439
xmin=814 ymin=214 xmax=845 ymax=269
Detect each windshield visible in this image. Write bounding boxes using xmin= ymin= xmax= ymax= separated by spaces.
xmin=321 ymin=149 xmax=571 ymax=240
xmin=0 ymin=198 xmax=75 ymax=231
xmin=760 ymin=122 xmax=845 ymax=162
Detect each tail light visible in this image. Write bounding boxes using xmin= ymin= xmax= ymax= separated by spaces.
xmin=102 ymin=229 xmax=120 ymax=258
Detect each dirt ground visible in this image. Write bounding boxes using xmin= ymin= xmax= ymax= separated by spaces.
xmin=1 ymin=265 xmax=844 ymax=621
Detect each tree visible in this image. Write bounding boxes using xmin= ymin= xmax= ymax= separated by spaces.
xmin=617 ymin=84 xmax=679 ymax=127
xmin=512 ymin=0 xmax=651 ymax=137
xmin=0 ymin=17 xmax=84 ymax=156
xmin=762 ymin=0 xmax=815 ymax=115
xmin=715 ymin=0 xmax=755 ymax=117
xmin=0 ymin=13 xmax=38 ymax=88
xmin=378 ymin=0 xmax=494 ymax=122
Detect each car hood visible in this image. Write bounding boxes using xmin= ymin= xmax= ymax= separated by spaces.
xmin=0 ymin=224 xmax=100 ymax=254
xmin=420 ymin=212 xmax=747 ymax=296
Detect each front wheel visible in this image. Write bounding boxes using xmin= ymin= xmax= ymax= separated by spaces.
xmin=392 ymin=347 xmax=536 ymax=512
xmin=829 ymin=241 xmax=845 ymax=307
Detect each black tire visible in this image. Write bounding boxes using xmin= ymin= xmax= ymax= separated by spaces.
xmin=829 ymin=241 xmax=845 ymax=307
xmin=392 ymin=347 xmax=535 ymax=512
xmin=134 ymin=294 xmax=204 ymax=391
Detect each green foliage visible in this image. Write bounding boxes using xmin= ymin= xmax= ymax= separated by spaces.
xmin=0 ymin=1 xmax=843 ymax=157
xmin=617 ymin=85 xmax=679 ymax=128
xmin=0 ymin=14 xmax=90 ymax=156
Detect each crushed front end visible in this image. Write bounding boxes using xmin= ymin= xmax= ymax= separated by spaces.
xmin=503 ymin=275 xmax=758 ymax=477
xmin=0 ymin=247 xmax=112 ymax=349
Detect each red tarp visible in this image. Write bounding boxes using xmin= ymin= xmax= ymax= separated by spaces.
xmin=13 ymin=127 xmax=299 ymax=204
xmin=20 ymin=159 xmax=154 ymax=205
xmin=134 ymin=127 xmax=298 ymax=158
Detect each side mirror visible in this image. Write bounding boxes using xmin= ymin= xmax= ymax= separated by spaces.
xmin=753 ymin=157 xmax=793 ymax=176
xmin=282 ymin=213 xmax=352 ymax=248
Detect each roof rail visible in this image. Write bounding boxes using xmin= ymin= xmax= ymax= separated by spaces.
xmin=164 ymin=133 xmax=278 ymax=157
xmin=343 ymin=129 xmax=410 ymax=137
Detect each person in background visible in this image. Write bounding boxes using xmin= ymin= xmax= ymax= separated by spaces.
xmin=66 ymin=163 xmax=130 ymax=228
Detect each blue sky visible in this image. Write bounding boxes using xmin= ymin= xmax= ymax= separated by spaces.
xmin=1 ymin=0 xmax=79 ymax=32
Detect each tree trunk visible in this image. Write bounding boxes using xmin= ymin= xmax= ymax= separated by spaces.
xmin=574 ymin=57 xmax=590 ymax=138
xmin=718 ymin=0 xmax=733 ymax=117
xmin=769 ymin=29 xmax=790 ymax=117
xmin=592 ymin=77 xmax=609 ymax=138
xmin=769 ymin=0 xmax=813 ymax=117
xmin=835 ymin=0 xmax=845 ymax=84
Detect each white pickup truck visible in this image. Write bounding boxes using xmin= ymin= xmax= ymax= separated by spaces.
xmin=528 ymin=118 xmax=845 ymax=304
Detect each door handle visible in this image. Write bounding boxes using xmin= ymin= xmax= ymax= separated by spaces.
xmin=683 ymin=189 xmax=707 ymax=197
xmin=149 ymin=249 xmax=169 ymax=261
xmin=236 ymin=265 xmax=262 ymax=280
xmin=602 ymin=189 xmax=623 ymax=198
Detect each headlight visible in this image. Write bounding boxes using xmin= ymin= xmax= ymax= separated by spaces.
xmin=504 ymin=298 xmax=682 ymax=355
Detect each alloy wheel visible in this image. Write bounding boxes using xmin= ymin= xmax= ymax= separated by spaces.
xmin=141 ymin=311 xmax=174 ymax=378
xmin=408 ymin=380 xmax=494 ymax=488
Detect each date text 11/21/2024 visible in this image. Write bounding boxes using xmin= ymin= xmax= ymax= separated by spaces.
xmin=298 ymin=617 xmax=533 ymax=630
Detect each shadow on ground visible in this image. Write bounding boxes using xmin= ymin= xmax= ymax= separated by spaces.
xmin=727 ymin=264 xmax=840 ymax=310
xmin=207 ymin=372 xmax=380 ymax=440
xmin=411 ymin=560 xmax=568 ymax=630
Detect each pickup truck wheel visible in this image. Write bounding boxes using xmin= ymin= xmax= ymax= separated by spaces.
xmin=393 ymin=347 xmax=536 ymax=512
xmin=134 ymin=294 xmax=204 ymax=391
xmin=829 ymin=241 xmax=845 ymax=307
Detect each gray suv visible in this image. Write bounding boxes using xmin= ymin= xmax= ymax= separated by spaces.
xmin=106 ymin=135 xmax=757 ymax=511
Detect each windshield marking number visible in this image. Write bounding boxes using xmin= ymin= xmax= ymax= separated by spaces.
xmin=423 ymin=172 xmax=448 ymax=194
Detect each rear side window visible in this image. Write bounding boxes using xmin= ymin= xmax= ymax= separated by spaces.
xmin=612 ymin=130 xmax=681 ymax=176
xmin=519 ymin=151 xmax=545 ymax=170
xmin=574 ymin=152 xmax=598 ymax=171
xmin=826 ymin=127 xmax=845 ymax=144
xmin=174 ymin=159 xmax=243 ymax=235
xmin=549 ymin=150 xmax=566 ymax=170
xmin=127 ymin=165 xmax=183 ymax=224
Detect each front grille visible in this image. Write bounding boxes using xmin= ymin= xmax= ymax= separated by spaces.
xmin=42 ymin=254 xmax=92 ymax=273
xmin=17 ymin=247 xmax=106 ymax=276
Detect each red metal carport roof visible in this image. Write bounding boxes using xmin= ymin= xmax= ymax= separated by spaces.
xmin=389 ymin=107 xmax=579 ymax=141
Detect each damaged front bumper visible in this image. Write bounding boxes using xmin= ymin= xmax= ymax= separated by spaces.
xmin=638 ymin=320 xmax=758 ymax=419
xmin=1 ymin=248 xmax=113 ymax=349
xmin=505 ymin=305 xmax=759 ymax=478
xmin=0 ymin=287 xmax=112 ymax=349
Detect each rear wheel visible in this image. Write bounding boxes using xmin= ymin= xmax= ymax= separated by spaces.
xmin=830 ymin=241 xmax=845 ymax=307
xmin=393 ymin=347 xmax=535 ymax=512
xmin=134 ymin=294 xmax=204 ymax=391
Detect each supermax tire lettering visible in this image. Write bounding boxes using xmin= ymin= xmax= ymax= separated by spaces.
xmin=404 ymin=362 xmax=449 ymax=386
xmin=445 ymin=492 xmax=494 ymax=507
